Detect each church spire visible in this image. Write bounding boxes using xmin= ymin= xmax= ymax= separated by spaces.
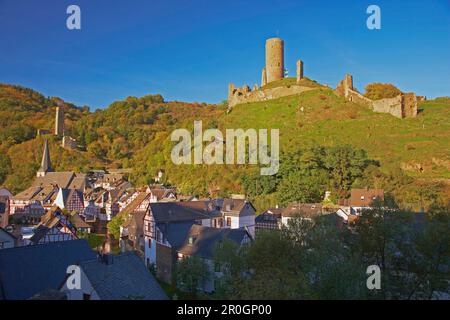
xmin=37 ymin=139 xmax=53 ymax=177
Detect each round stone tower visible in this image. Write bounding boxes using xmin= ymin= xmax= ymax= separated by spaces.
xmin=265 ymin=38 xmax=284 ymax=83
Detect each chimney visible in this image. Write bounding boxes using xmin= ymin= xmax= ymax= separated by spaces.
xmin=100 ymin=253 xmax=114 ymax=265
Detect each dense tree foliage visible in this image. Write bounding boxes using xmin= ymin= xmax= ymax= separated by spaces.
xmin=241 ymin=145 xmax=371 ymax=207
xmin=175 ymin=256 xmax=211 ymax=294
xmin=212 ymin=205 xmax=450 ymax=300
xmin=364 ymin=83 xmax=402 ymax=100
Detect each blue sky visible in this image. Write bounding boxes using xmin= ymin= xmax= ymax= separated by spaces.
xmin=0 ymin=0 xmax=449 ymax=109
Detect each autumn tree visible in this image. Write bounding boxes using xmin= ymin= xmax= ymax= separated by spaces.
xmin=364 ymin=83 xmax=402 ymax=100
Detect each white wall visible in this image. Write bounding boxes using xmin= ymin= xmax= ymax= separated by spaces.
xmin=144 ymin=236 xmax=156 ymax=266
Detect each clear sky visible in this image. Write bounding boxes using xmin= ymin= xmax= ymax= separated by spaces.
xmin=1 ymin=0 xmax=449 ymax=109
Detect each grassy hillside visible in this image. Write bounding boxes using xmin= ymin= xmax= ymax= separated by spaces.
xmin=223 ymin=87 xmax=450 ymax=179
xmin=0 ymin=83 xmax=448 ymax=210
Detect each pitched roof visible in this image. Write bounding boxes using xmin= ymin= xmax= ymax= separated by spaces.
xmin=70 ymin=213 xmax=91 ymax=229
xmin=0 ymin=239 xmax=96 ymax=300
xmin=121 ymin=192 xmax=149 ymax=215
xmin=32 ymin=172 xmax=77 ymax=189
xmin=178 ymin=225 xmax=249 ymax=260
xmin=29 ymin=207 xmax=76 ymax=244
xmin=156 ymin=221 xmax=197 ymax=249
xmin=38 ymin=139 xmax=53 ymax=174
xmin=79 ymin=252 xmax=167 ymax=300
xmin=150 ymin=187 xmax=177 ymax=201
xmin=255 ymin=207 xmax=284 ymax=223
xmin=350 ymin=188 xmax=384 ymax=207
xmin=221 ymin=199 xmax=255 ymax=216
xmin=67 ymin=174 xmax=86 ymax=190
xmin=149 ymin=201 xmax=213 ymax=223
xmin=282 ymin=203 xmax=323 ymax=218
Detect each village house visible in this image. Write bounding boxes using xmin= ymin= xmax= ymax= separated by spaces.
xmin=70 ymin=213 xmax=92 ymax=234
xmin=61 ymin=252 xmax=167 ymax=300
xmin=281 ymin=203 xmax=324 ymax=226
xmin=149 ymin=185 xmax=178 ymax=203
xmin=0 ymin=239 xmax=96 ymax=300
xmin=0 ymin=227 xmax=16 ymax=249
xmin=176 ymin=224 xmax=251 ymax=292
xmin=143 ymin=201 xmax=214 ymax=283
xmin=143 ymin=198 xmax=256 ymax=283
xmin=27 ymin=206 xmax=78 ymax=245
xmin=255 ymin=207 xmax=284 ymax=231
xmin=220 ymin=199 xmax=256 ymax=237
xmin=10 ymin=141 xmax=87 ymax=219
xmin=54 ymin=188 xmax=85 ymax=214
xmin=93 ymin=172 xmax=131 ymax=191
xmin=336 ymin=188 xmax=385 ymax=223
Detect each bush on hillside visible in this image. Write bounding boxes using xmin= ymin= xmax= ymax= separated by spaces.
xmin=364 ymin=83 xmax=401 ymax=100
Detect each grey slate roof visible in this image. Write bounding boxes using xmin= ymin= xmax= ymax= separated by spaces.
xmin=156 ymin=221 xmax=197 ymax=249
xmin=149 ymin=201 xmax=213 ymax=223
xmin=0 ymin=239 xmax=96 ymax=300
xmin=178 ymin=225 xmax=249 ymax=260
xmin=79 ymin=252 xmax=168 ymax=300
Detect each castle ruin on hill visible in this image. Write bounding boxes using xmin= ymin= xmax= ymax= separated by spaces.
xmin=227 ymin=37 xmax=420 ymax=119
xmin=335 ymin=74 xmax=418 ymax=119
xmin=228 ymin=38 xmax=309 ymax=108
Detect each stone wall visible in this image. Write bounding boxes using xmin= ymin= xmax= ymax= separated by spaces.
xmin=228 ymin=83 xmax=315 ymax=107
xmin=62 ymin=135 xmax=77 ymax=150
xmin=402 ymin=92 xmax=418 ymax=118
xmin=335 ymin=74 xmax=418 ymax=119
xmin=372 ymin=95 xmax=403 ymax=118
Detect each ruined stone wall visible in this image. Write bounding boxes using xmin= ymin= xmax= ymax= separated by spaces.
xmin=372 ymin=95 xmax=403 ymax=118
xmin=228 ymin=83 xmax=315 ymax=107
xmin=265 ymin=38 xmax=284 ymax=83
xmin=335 ymin=74 xmax=417 ymax=119
xmin=402 ymin=93 xmax=418 ymax=118
xmin=346 ymin=88 xmax=373 ymax=107
xmin=62 ymin=136 xmax=77 ymax=150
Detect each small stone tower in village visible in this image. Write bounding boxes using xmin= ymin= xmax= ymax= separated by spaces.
xmin=37 ymin=139 xmax=53 ymax=177
xmin=55 ymin=106 xmax=65 ymax=136
xmin=262 ymin=38 xmax=284 ymax=85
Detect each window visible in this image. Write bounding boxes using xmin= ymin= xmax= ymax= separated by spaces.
xmin=188 ymin=236 xmax=194 ymax=245
xmin=214 ymin=262 xmax=221 ymax=273
xmin=213 ymin=219 xmax=217 ymax=228
xmin=148 ymin=239 xmax=151 ymax=248
xmin=226 ymin=217 xmax=231 ymax=227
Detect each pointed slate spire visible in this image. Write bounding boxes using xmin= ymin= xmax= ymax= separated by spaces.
xmin=37 ymin=139 xmax=53 ymax=177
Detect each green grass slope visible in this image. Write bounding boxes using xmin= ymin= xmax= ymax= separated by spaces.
xmin=223 ymin=87 xmax=450 ymax=179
